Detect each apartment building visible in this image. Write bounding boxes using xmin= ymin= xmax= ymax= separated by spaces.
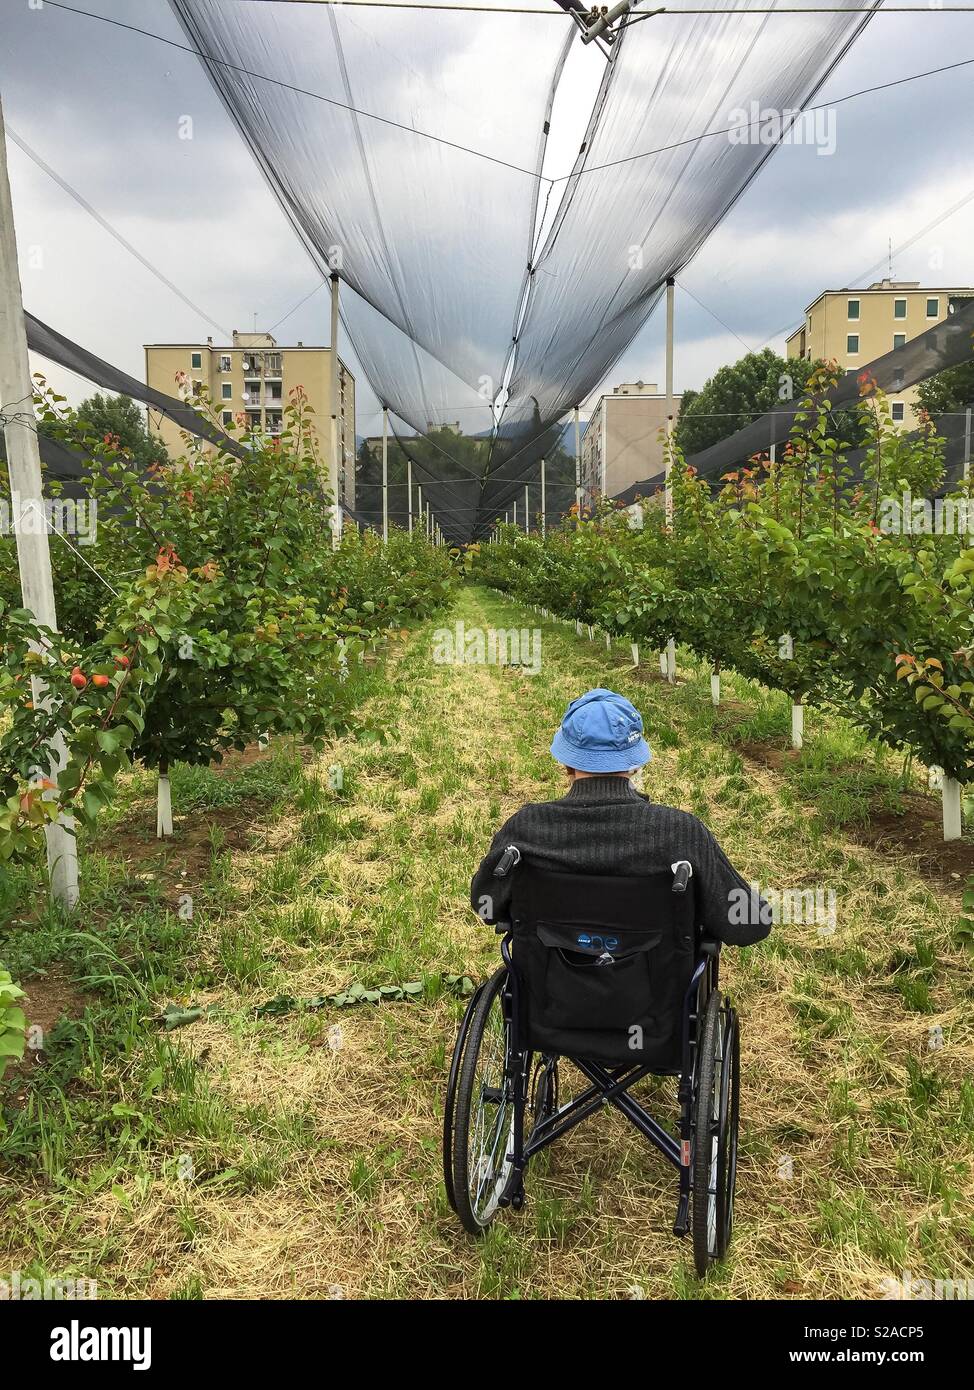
xmin=580 ymin=381 xmax=681 ymax=503
xmin=786 ymin=281 xmax=971 ymax=427
xmin=144 ymin=330 xmax=356 ymax=508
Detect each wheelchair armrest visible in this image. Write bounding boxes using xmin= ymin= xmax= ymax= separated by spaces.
xmin=493 ymin=920 xmax=513 ymax=935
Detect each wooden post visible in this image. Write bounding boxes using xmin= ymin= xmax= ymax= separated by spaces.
xmin=0 ymin=92 xmax=79 ymax=907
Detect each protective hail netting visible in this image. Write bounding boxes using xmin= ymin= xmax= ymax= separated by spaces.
xmin=170 ymin=0 xmax=880 ymax=541
xmin=611 ymin=294 xmax=974 ymax=498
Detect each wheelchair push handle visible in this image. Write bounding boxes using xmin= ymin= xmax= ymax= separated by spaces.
xmin=494 ymin=844 xmax=522 ymax=878
xmin=670 ymin=860 xmax=692 ymax=894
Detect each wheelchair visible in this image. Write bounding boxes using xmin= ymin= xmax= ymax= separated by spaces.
xmin=443 ymin=851 xmax=741 ymax=1277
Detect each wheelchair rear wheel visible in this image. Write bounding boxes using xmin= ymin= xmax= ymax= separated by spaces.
xmin=447 ymin=967 xmax=521 ymax=1235
xmin=692 ymin=991 xmax=740 ymax=1277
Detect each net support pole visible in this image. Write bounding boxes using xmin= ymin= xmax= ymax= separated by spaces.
xmin=524 ymin=484 xmax=529 ymax=534
xmin=381 ymin=405 xmax=389 ymax=544
xmin=407 ymin=455 xmax=413 ymax=533
xmin=417 ymin=484 xmax=423 ymax=540
xmin=513 ymin=499 xmax=518 ymax=529
xmin=574 ymin=405 xmax=582 ymax=515
xmin=664 ymin=275 xmax=675 ymax=524
xmin=540 ymin=457 xmax=546 ymax=538
xmin=0 ymin=92 xmax=79 ymax=910
xmin=328 ymin=271 xmax=342 ymax=546
xmin=964 ymin=407 xmax=971 ymax=482
xmin=664 ymin=275 xmax=676 ymax=684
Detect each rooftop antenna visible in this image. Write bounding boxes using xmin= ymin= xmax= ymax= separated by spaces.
xmin=253 ymin=310 xmax=258 ymax=333
xmin=888 ymin=237 xmax=893 ymax=280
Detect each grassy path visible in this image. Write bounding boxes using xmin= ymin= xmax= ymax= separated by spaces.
xmin=2 ymin=585 xmax=972 ymax=1299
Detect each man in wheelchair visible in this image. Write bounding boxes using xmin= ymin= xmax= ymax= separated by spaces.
xmin=445 ymin=688 xmax=771 ymax=1274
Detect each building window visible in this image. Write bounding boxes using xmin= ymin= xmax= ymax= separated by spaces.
xmin=222 ymin=411 xmax=233 ymax=426
xmin=190 ymin=351 xmax=202 ymax=370
xmin=847 ymin=334 xmax=860 ymax=354
xmin=893 ymin=333 xmax=906 ymax=350
xmin=891 ymin=401 xmax=905 ymax=423
xmin=265 ymin=352 xmax=282 ymax=375
xmin=220 ymin=354 xmax=232 ymax=372
xmin=926 ymin=297 xmax=939 ymax=318
xmin=847 ymin=298 xmax=860 ymax=321
xmin=221 ymin=383 xmax=232 ymax=400
xmin=894 ymin=298 xmax=907 ymax=319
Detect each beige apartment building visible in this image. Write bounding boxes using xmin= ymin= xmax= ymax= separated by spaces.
xmin=580 ymin=381 xmax=681 ymax=503
xmin=144 ymin=331 xmax=356 ymax=508
xmin=786 ymin=280 xmax=971 ymax=427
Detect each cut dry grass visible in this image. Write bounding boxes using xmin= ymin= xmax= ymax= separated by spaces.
xmin=1 ymin=587 xmax=972 ymax=1300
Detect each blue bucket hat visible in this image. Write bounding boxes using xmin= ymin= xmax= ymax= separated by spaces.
xmin=550 ymin=687 xmax=652 ymax=773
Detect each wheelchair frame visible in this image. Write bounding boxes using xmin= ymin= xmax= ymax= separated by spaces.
xmin=444 ymin=905 xmax=740 ymax=1277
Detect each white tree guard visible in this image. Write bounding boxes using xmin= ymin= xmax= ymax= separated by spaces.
xmin=631 ymin=643 xmax=639 ymax=667
xmin=791 ymin=703 xmax=804 ymax=750
xmin=157 ymin=772 xmax=174 ymax=839
xmin=942 ymin=777 xmax=962 ymax=841
xmin=711 ymin=671 xmax=721 ymax=706
xmin=666 ymin=638 xmax=677 ymax=684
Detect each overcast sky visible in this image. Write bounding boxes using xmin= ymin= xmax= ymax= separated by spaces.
xmin=2 ymin=0 xmax=972 ymax=439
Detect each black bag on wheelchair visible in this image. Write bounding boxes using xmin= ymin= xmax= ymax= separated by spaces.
xmin=510 ymin=862 xmax=697 ymax=1068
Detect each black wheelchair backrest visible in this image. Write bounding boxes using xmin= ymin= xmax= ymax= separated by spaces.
xmin=511 ymin=862 xmax=698 ymax=943
xmin=507 ymin=860 xmax=701 ymax=1068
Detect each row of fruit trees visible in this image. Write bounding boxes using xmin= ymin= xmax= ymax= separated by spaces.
xmin=0 ymin=386 xmax=454 ymax=881
xmin=474 ymin=368 xmax=974 ymax=837
xmin=1 ymin=386 xmax=457 ymax=1068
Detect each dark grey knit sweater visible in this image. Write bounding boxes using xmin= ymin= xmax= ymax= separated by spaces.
xmin=470 ymin=775 xmax=771 ymax=947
